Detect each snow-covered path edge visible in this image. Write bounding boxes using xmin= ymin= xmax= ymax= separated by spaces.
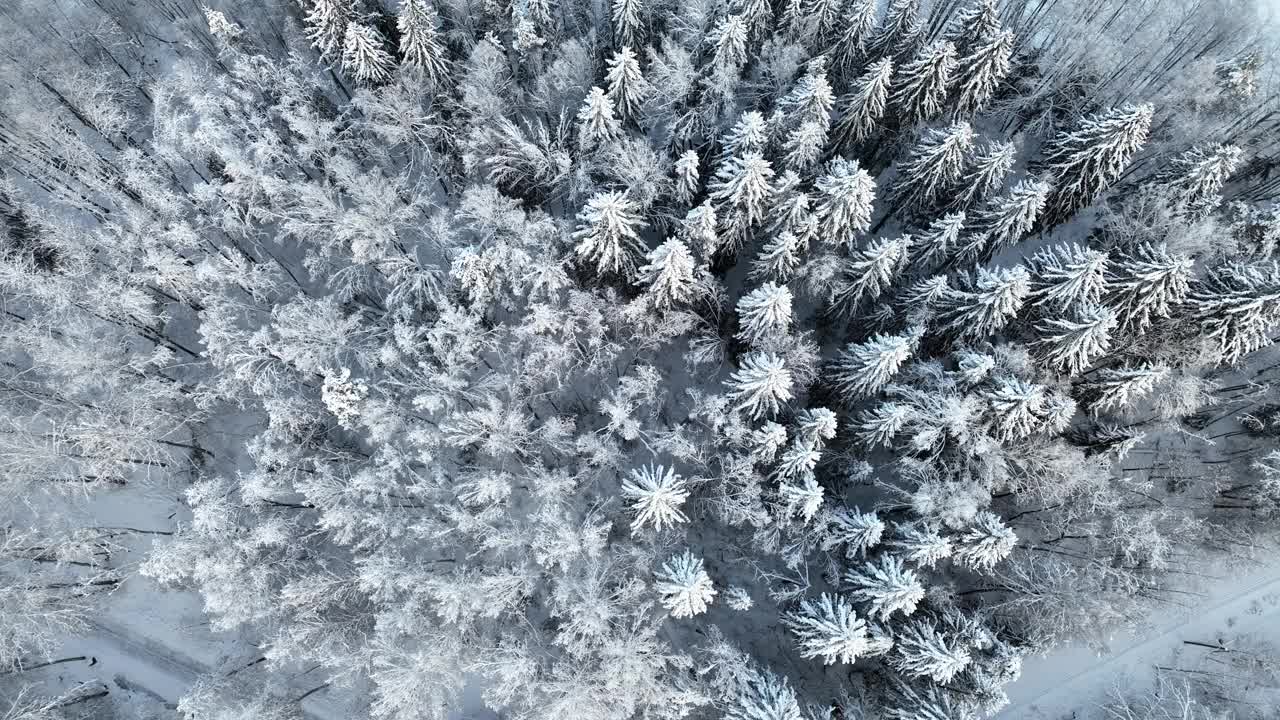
xmin=998 ymin=562 xmax=1280 ymax=719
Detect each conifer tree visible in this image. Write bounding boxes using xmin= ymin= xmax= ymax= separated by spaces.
xmin=956 ymin=178 xmax=1049 ymax=262
xmin=1029 ymin=243 xmax=1109 ymax=311
xmin=751 ymin=231 xmax=806 ymax=281
xmin=823 ymin=508 xmax=885 ymax=558
xmin=710 ymin=152 xmax=775 ymax=245
xmin=844 ymin=554 xmax=926 ymax=621
xmin=778 ymin=57 xmax=836 ymax=132
xmin=622 ymin=464 xmax=690 ymax=534
xmin=1080 ymin=366 xmax=1169 ymax=414
xmin=785 ymin=593 xmax=873 ymax=665
xmin=342 ymin=23 xmax=395 ymax=84
xmin=780 ymin=474 xmax=826 ymax=522
xmin=656 ymin=551 xmax=716 ymax=618
xmin=891 ymin=40 xmax=959 ymax=127
xmin=612 ymin=0 xmax=644 ymax=46
xmin=949 ymin=140 xmax=1017 ymax=212
xmin=1189 ymin=261 xmax=1280 ymax=365
xmin=828 ymin=0 xmax=879 ymax=80
xmin=796 ymin=407 xmax=838 ymax=445
xmin=1105 ymin=243 xmax=1194 ymax=337
xmin=726 ymin=668 xmax=804 ymax=720
xmin=911 ymin=212 xmax=966 ymax=268
xmin=727 ymin=352 xmax=794 ymax=419
xmin=674 ymin=150 xmax=701 ymax=205
xmin=721 ymin=111 xmax=770 ymax=161
xmin=736 ymin=282 xmax=794 ymax=345
xmin=854 ymin=403 xmax=913 ymax=447
xmin=573 ymin=191 xmax=647 ymax=278
xmin=891 ymin=524 xmax=953 ymax=568
xmin=1035 ymin=305 xmax=1117 ymax=376
xmin=945 ymin=0 xmax=1001 ymax=56
xmin=710 ymin=15 xmax=751 ymax=72
xmin=398 ymin=0 xmax=450 ymax=84
xmin=867 ymin=0 xmax=923 ymax=61
xmin=952 ymin=30 xmax=1014 ymax=117
xmin=1165 ymin=144 xmax=1243 ymax=216
xmin=938 ymin=266 xmax=1031 ymax=340
xmin=815 ymin=158 xmax=877 ymax=250
xmin=1039 ymin=104 xmax=1154 ymax=224
xmin=783 ymin=122 xmax=828 ymax=172
xmin=833 ymin=234 xmax=911 ymax=311
xmin=890 ymin=619 xmax=973 ymax=684
xmin=682 ymin=201 xmax=722 ymax=259
xmin=983 ymin=377 xmax=1048 ymax=441
xmin=893 ymin=121 xmax=975 ymax=211
xmin=953 ymin=511 xmax=1017 ymax=571
xmin=637 ymin=238 xmax=699 ymax=308
xmin=305 ymin=0 xmax=354 ymax=60
xmin=831 ymin=58 xmax=895 ymax=152
xmin=832 ymin=329 xmax=919 ymax=400
xmin=578 ymin=87 xmax=623 ymax=148
xmin=605 ymin=46 xmax=651 ymax=122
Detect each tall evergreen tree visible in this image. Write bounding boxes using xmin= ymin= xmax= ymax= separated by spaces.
xmin=304 ymin=0 xmax=354 ymax=60
xmin=727 ymin=352 xmax=794 ymax=419
xmin=938 ymin=266 xmax=1031 ymax=340
xmin=1189 ymin=261 xmax=1280 ymax=365
xmin=342 ymin=23 xmax=394 ymax=84
xmin=831 ymin=58 xmax=895 ymax=153
xmin=1039 ymin=104 xmax=1154 ymax=224
xmin=605 ymin=46 xmax=652 ymax=122
xmin=785 ymin=593 xmax=874 ymax=665
xmin=398 ymin=0 xmax=450 ymax=84
xmin=573 ymin=191 xmax=648 ymax=278
xmin=893 ymin=121 xmax=975 ymax=211
xmin=891 ymin=40 xmax=959 ymax=126
xmin=815 ymin=158 xmax=877 ymax=250
xmin=831 ymin=329 xmax=920 ymax=400
xmin=1105 ymin=243 xmax=1194 ymax=337
xmin=867 ymin=0 xmax=923 ymax=62
xmin=844 ymin=554 xmax=926 ymax=621
xmin=952 ymin=30 xmax=1014 ymax=117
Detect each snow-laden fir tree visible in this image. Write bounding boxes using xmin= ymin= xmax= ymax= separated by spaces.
xmin=891 ymin=40 xmax=959 ymax=127
xmin=952 ymin=511 xmax=1017 ymax=571
xmin=854 ymin=402 xmax=913 ymax=447
xmin=783 ymin=121 xmax=828 ymax=172
xmin=1029 ymin=243 xmax=1110 ymax=311
xmin=606 ymin=46 xmax=651 ymax=122
xmin=1105 ymin=242 xmax=1194 ymax=337
xmin=844 ymin=553 xmax=926 ymax=621
xmin=727 ymin=352 xmax=794 ymax=419
xmin=621 ymin=463 xmax=690 ymax=534
xmin=777 ymin=57 xmax=836 ymax=132
xmin=912 ymin=212 xmax=966 ymax=268
xmin=893 ymin=121 xmax=975 ymax=211
xmin=725 ymin=667 xmax=804 ymax=720
xmin=796 ymin=407 xmax=838 ymax=445
xmin=398 ymin=0 xmax=450 ymax=84
xmin=573 ymin=191 xmax=647 ymax=278
xmin=1165 ymin=144 xmax=1244 ymax=216
xmin=722 ymin=111 xmax=770 ymax=160
xmin=775 ymin=439 xmax=822 ymax=480
xmin=890 ymin=619 xmax=973 ymax=684
xmin=780 ymin=474 xmax=825 ymax=523
xmin=1189 ymin=261 xmax=1280 ymax=365
xmin=682 ymin=201 xmax=721 ymax=259
xmin=710 ymin=151 xmax=775 ymax=245
xmin=833 ymin=234 xmax=911 ymax=311
xmin=831 ymin=58 xmax=895 ymax=152
xmin=891 ymin=523 xmax=953 ymax=568
xmin=710 ymin=15 xmax=751 ymax=72
xmin=823 ymin=508 xmax=885 ymax=558
xmin=637 ymin=238 xmax=699 ymax=308
xmin=203 ymin=6 xmax=242 ymax=40
xmin=612 ymin=0 xmax=644 ymax=46
xmin=1039 ymin=103 xmax=1155 ymax=224
xmin=1081 ymin=365 xmax=1169 ymax=414
xmin=751 ymin=231 xmax=806 ymax=281
xmin=946 ymin=0 xmax=1002 ymax=56
xmin=304 ymin=0 xmax=354 ymax=60
xmin=1035 ymin=305 xmax=1117 ymax=376
xmin=867 ymin=0 xmax=923 ymax=61
xmin=937 ymin=266 xmax=1031 ymax=340
xmin=958 ymin=178 xmax=1050 ymax=262
xmin=815 ymin=158 xmax=877 ymax=251
xmin=828 ymin=0 xmax=879 ymax=79
xmin=952 ymin=29 xmax=1014 ymax=117
xmin=784 ymin=593 xmax=874 ymax=665
xmin=949 ymin=140 xmax=1017 ymax=212
xmin=982 ymin=376 xmax=1047 ymax=442
xmin=578 ymin=87 xmax=623 ymax=148
xmin=342 ymin=23 xmax=395 ymax=84
xmin=736 ymin=282 xmax=794 ymax=345
xmin=674 ymin=150 xmax=700 ymax=205
xmin=751 ymin=421 xmax=789 ymax=462
xmin=656 ymin=551 xmax=716 ymax=618
xmin=831 ymin=329 xmax=919 ymax=401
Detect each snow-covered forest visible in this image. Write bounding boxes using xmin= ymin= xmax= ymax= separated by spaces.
xmin=3 ymin=0 xmax=1280 ymax=718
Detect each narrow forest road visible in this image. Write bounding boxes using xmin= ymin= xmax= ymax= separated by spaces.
xmin=997 ymin=565 xmax=1280 ymax=719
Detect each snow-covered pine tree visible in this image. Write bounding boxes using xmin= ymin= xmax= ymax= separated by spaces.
xmin=796 ymin=407 xmax=838 ymax=445
xmin=828 ymin=0 xmax=879 ymax=80
xmin=1188 ymin=261 xmax=1280 ymax=365
xmin=637 ymin=238 xmax=699 ymax=308
xmin=951 ymin=30 xmax=1014 ymax=117
xmin=823 ymin=508 xmax=885 ymax=558
xmin=578 ymin=87 xmax=623 ymax=148
xmin=784 ymin=121 xmax=829 ymax=172
xmin=952 ymin=511 xmax=1017 ymax=571
xmin=890 ymin=523 xmax=953 ymax=568
xmin=204 ymin=6 xmax=242 ymax=40
xmin=751 ymin=231 xmax=806 ymax=281
xmin=831 ymin=329 xmax=920 ymax=401
xmin=853 ymin=402 xmax=913 ymax=447
xmin=342 ymin=23 xmax=395 ymax=84
xmin=955 ymin=178 xmax=1049 ymax=263
xmin=621 ymin=464 xmax=690 ymax=534
xmin=937 ymin=265 xmax=1031 ymax=340
xmin=948 ymin=140 xmax=1017 ymax=212
xmin=656 ymin=551 xmax=716 ymax=618
xmin=777 ymin=57 xmax=836 ymax=133
xmin=945 ymin=0 xmax=1001 ymax=56
xmin=784 ymin=593 xmax=873 ymax=665
xmin=911 ymin=211 xmax=966 ymax=268
xmin=725 ymin=667 xmax=804 ymax=720
xmin=736 ymin=282 xmax=794 ymax=345
xmin=674 ymin=150 xmax=700 ymax=205
xmin=710 ymin=15 xmax=751 ymax=72
xmin=1105 ymin=242 xmax=1194 ymax=337
xmin=775 ymin=439 xmax=822 ymax=481
xmin=982 ymin=376 xmax=1048 ymax=441
xmin=890 ymin=619 xmax=973 ymax=684
xmin=891 ymin=40 xmax=959 ymax=127
xmin=612 ymin=0 xmax=644 ymax=46
xmin=844 ymin=553 xmax=926 ymax=621
xmin=832 ymin=234 xmax=911 ymax=311
xmin=721 ymin=111 xmax=770 ymax=162
xmin=1080 ymin=365 xmax=1169 ymax=414
xmin=727 ymin=352 xmax=794 ymax=419
xmin=1034 ymin=305 xmax=1117 ymax=376
xmin=573 ymin=191 xmax=647 ymax=278
xmin=815 ymin=158 xmax=877 ymax=251
xmin=304 ymin=0 xmax=354 ymax=60
xmin=830 ymin=58 xmax=895 ymax=153
xmin=867 ymin=0 xmax=923 ymax=62
xmin=398 ymin=0 xmax=450 ymax=84
xmin=1165 ymin=144 xmax=1244 ymax=216
xmin=1039 ymin=103 xmax=1155 ymax=225
xmin=1029 ymin=243 xmax=1110 ymax=311
xmin=709 ymin=151 xmax=775 ymax=248
xmin=893 ymin=121 xmax=975 ymax=212
xmin=780 ymin=473 xmax=825 ymax=522
xmin=605 ymin=46 xmax=651 ymax=122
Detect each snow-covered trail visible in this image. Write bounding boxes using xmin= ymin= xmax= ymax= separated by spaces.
xmin=997 ymin=564 xmax=1280 ymax=719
